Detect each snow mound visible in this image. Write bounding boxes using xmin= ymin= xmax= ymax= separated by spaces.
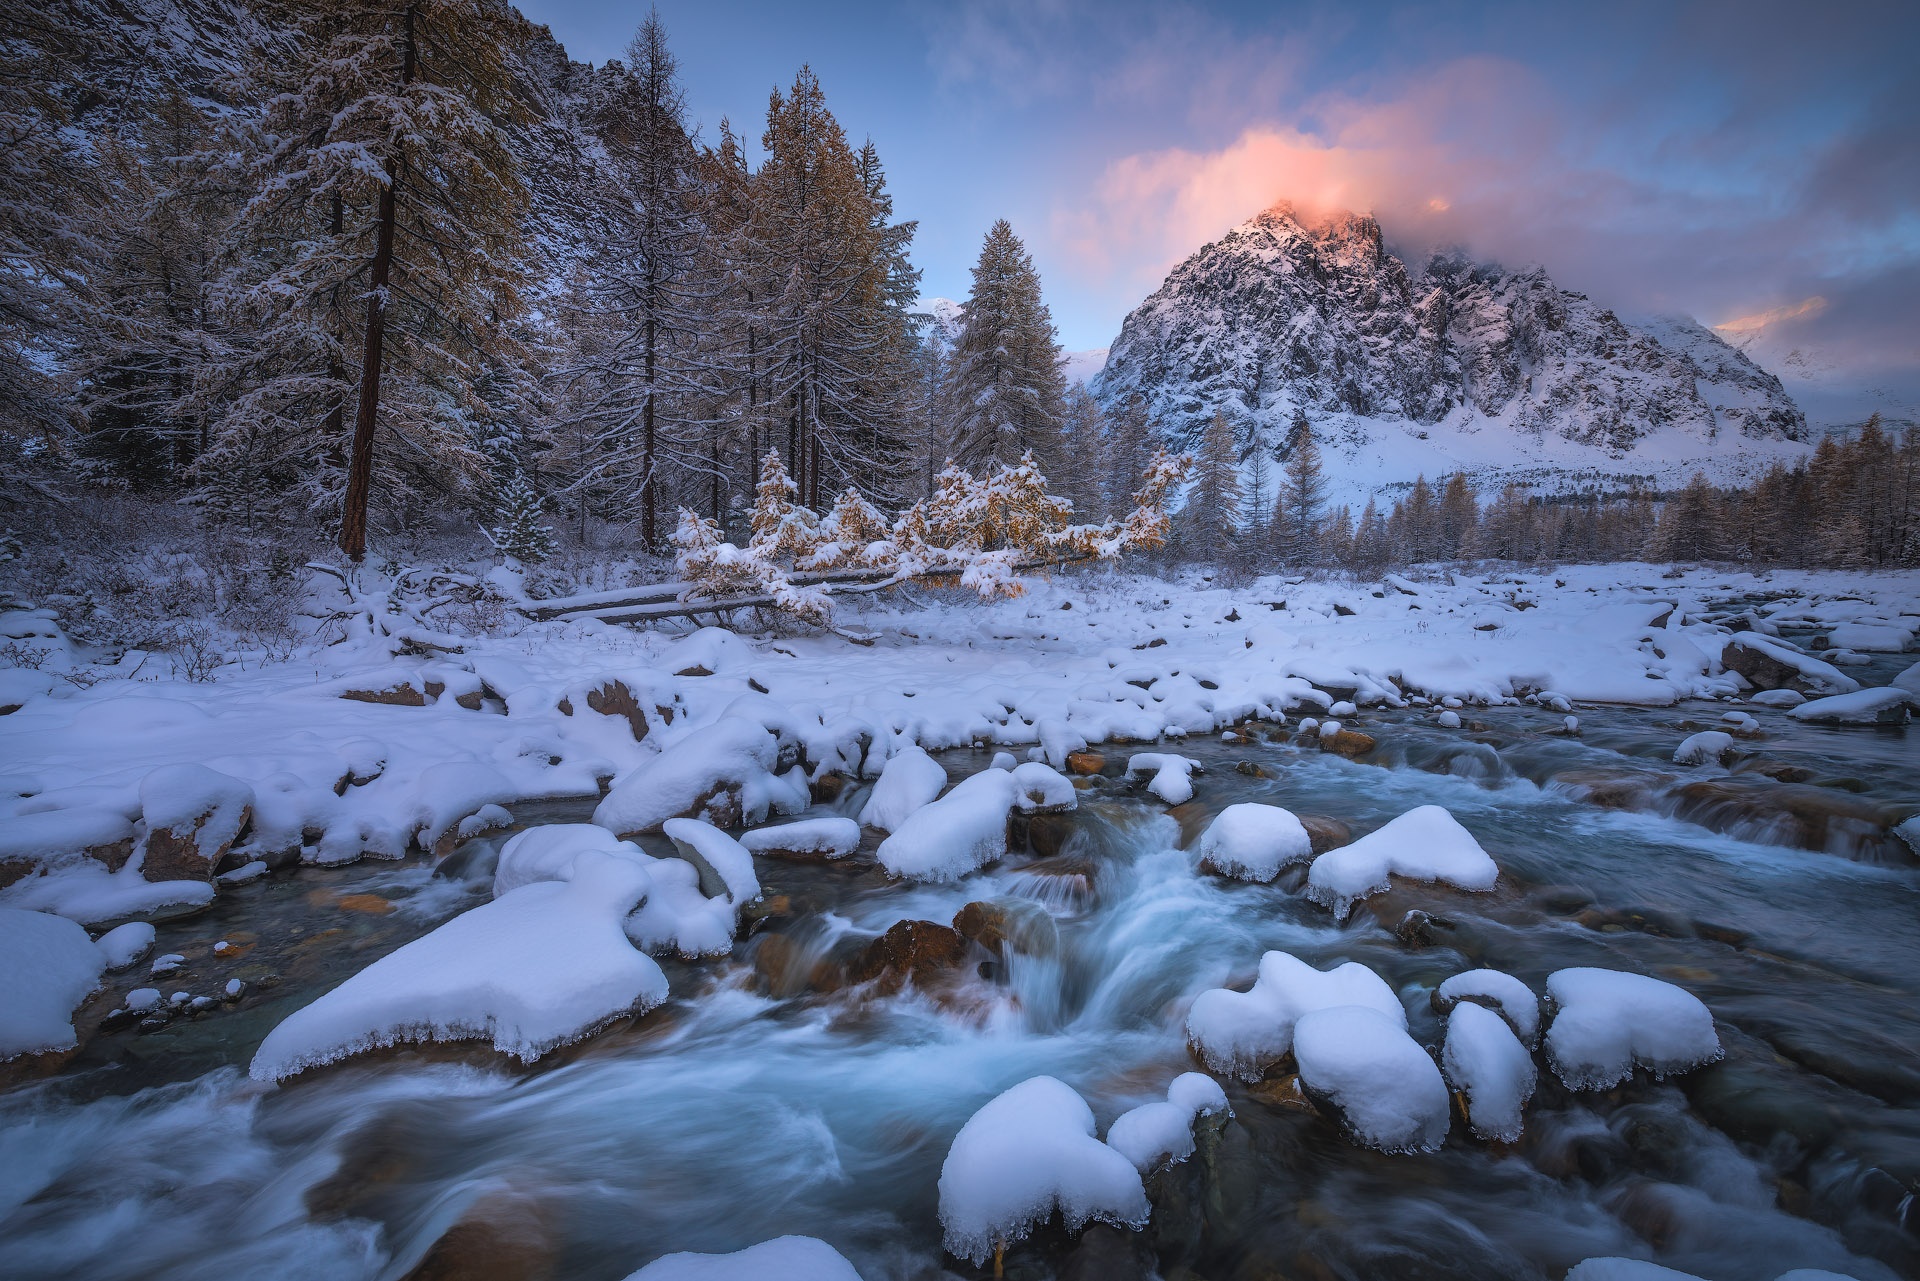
xmin=139 ymin=762 xmax=253 ymax=844
xmin=1192 ymin=803 xmax=1313 ymax=881
xmin=1894 ymin=661 xmax=1920 ymax=694
xmin=1127 ymin=752 xmax=1202 ymax=804
xmin=623 ymin=1236 xmax=862 ymax=1281
xmin=1293 ymin=1004 xmax=1451 ymax=1153
xmin=1544 ymin=967 xmax=1721 ymax=1090
xmin=1105 ymin=1072 xmax=1230 ymax=1172
xmin=1673 ymin=730 xmax=1735 ymax=765
xmin=1441 ymin=1000 xmax=1536 ymax=1142
xmin=1009 ymin=761 xmax=1076 ymax=813
xmin=0 ymin=808 xmax=135 ymax=872
xmin=877 ymin=769 xmax=1017 ymax=881
xmin=739 ymin=817 xmax=861 ymax=860
xmin=1435 ymin=968 xmax=1540 ymax=1045
xmin=1186 ymin=951 xmax=1403 ymax=1081
xmin=251 ymin=850 xmax=667 ymax=1081
xmin=1566 ymin=1262 xmax=1716 ymax=1281
xmin=1750 ymin=688 xmax=1805 ymax=708
xmin=664 ymin=819 xmax=761 ymax=904
xmin=1828 ymin=621 xmax=1912 ymax=652
xmin=594 ymin=717 xmax=807 ymax=835
xmin=1788 ymin=687 xmax=1913 ymax=725
xmin=1726 ymin=634 xmax=1859 ymax=696
xmin=94 ymin=921 xmax=156 ymax=970
xmin=495 ymin=824 xmax=637 ymax=897
xmin=1305 ymin=805 xmax=1497 ymax=921
xmin=937 ymin=1075 xmax=1149 ymax=1265
xmin=857 ymin=746 xmax=949 ymax=831
xmin=0 ymin=908 xmax=105 ymax=1059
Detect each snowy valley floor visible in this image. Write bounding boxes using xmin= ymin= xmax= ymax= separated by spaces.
xmin=2 ymin=564 xmax=1919 ymax=1281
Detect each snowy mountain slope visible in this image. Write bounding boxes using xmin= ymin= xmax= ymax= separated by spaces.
xmin=1062 ymin=348 xmax=1108 ymax=386
xmin=1093 ymin=202 xmax=1811 ymax=499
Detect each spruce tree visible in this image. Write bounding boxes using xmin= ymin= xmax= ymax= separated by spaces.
xmin=1182 ymin=409 xmax=1242 ymax=562
xmin=1280 ymin=411 xmax=1326 ymax=564
xmin=1056 ymin=383 xmax=1109 ymax=518
xmin=948 ymin=219 xmax=1067 ymax=472
xmin=485 ymin=469 xmax=555 ymax=564
xmin=1104 ymin=392 xmax=1155 ymax=518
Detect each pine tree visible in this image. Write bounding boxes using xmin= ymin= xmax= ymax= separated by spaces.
xmin=1279 ymin=411 xmax=1326 ymax=564
xmin=1181 ymin=409 xmax=1242 ymax=561
xmin=1437 ymin=472 xmax=1479 ymax=559
xmin=947 ymin=219 xmax=1067 ymax=472
xmin=1399 ymin=474 xmax=1437 ymax=561
xmin=1104 ymin=392 xmax=1155 ymax=520
xmin=1056 ymin=383 xmax=1109 ymax=518
xmin=485 ymin=469 xmax=554 ymax=564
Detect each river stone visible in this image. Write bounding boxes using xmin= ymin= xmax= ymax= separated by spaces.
xmin=1321 ymin=729 xmax=1376 ymax=757
xmin=402 ymin=1190 xmax=558 ymax=1281
xmin=340 ymin=682 xmax=427 ymax=707
xmin=849 ymin=919 xmax=967 ymax=994
xmin=1720 ymin=640 xmax=1801 ymax=691
xmin=1065 ymin=752 xmax=1106 ymax=775
xmin=555 ymin=677 xmax=675 ymax=743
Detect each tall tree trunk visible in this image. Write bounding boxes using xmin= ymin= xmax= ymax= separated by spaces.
xmin=338 ymin=4 xmax=415 ymax=562
xmin=642 ymin=311 xmax=656 ymax=548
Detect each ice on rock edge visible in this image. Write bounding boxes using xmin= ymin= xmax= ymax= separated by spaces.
xmin=1435 ymin=968 xmax=1541 ymax=1046
xmin=1306 ymin=804 xmax=1497 ymax=922
xmin=877 ymin=769 xmax=1018 ymax=881
xmin=1543 ymin=967 xmax=1721 ymax=1091
xmin=1192 ymin=802 xmax=1313 ymax=882
xmin=936 ymin=1075 xmax=1149 ymax=1266
xmin=623 ymin=1235 xmax=863 ymax=1281
xmin=1127 ymin=752 xmax=1202 ymax=804
xmin=1186 ymin=950 xmax=1403 ymax=1081
xmin=1441 ymin=1000 xmax=1536 ymax=1142
xmin=739 ymin=817 xmax=861 ymax=859
xmin=0 ymin=907 xmax=106 ymax=1060
xmin=1294 ymin=1004 xmax=1451 ymax=1153
xmin=857 ymin=746 xmax=949 ymax=832
xmin=250 ymin=850 xmax=668 ymax=1082
xmin=1105 ymin=1072 xmax=1230 ymax=1173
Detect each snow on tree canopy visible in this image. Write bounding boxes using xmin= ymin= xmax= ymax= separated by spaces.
xmin=1543 ymin=967 xmax=1721 ymax=1091
xmin=1293 ymin=1004 xmax=1452 ymax=1153
xmin=1186 ymin=950 xmax=1404 ymax=1081
xmin=1105 ymin=1072 xmax=1230 ymax=1173
xmin=250 ymin=851 xmax=668 ymax=1082
xmin=1009 ymin=761 xmax=1076 ymax=813
xmin=876 ymin=768 xmax=1018 ymax=881
xmin=936 ymin=1075 xmax=1149 ymax=1266
xmin=1192 ymin=802 xmax=1313 ymax=882
xmin=1126 ymin=752 xmax=1202 ymax=804
xmin=593 ymin=717 xmax=808 ymax=836
xmin=857 ymin=746 xmax=949 ymax=832
xmin=1441 ymin=1000 xmax=1537 ymax=1142
xmin=1435 ymin=968 xmax=1541 ymax=1046
xmin=1305 ymin=805 xmax=1498 ymax=922
xmin=622 ymin=1235 xmax=863 ymax=1281
xmin=0 ymin=908 xmax=105 ymax=1060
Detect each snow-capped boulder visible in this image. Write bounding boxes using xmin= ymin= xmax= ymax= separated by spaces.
xmin=877 ymin=769 xmax=1018 ymax=881
xmin=94 ymin=921 xmax=156 ymax=970
xmin=1673 ymin=730 xmax=1735 ymax=765
xmin=739 ymin=817 xmax=861 ymax=861
xmin=1441 ymin=1000 xmax=1536 ymax=1142
xmin=495 ymin=824 xmax=637 ymax=897
xmin=1788 ymin=687 xmax=1913 ymax=726
xmin=1293 ymin=1005 xmax=1450 ymax=1153
xmin=1828 ymin=621 xmax=1912 ymax=653
xmin=0 ymin=908 xmax=105 ymax=1060
xmin=1722 ymin=634 xmax=1859 ymax=696
xmin=1543 ymin=968 xmax=1721 ymax=1090
xmin=1192 ymin=802 xmax=1314 ymax=882
xmin=937 ymin=1075 xmax=1149 ymax=1265
xmin=1750 ymin=688 xmax=1805 ymax=708
xmin=0 ymin=808 xmax=136 ymax=887
xmin=1186 ymin=951 xmax=1403 ymax=1081
xmin=623 ymin=1236 xmax=862 ymax=1281
xmin=663 ymin=819 xmax=760 ymax=904
xmin=1434 ymin=968 xmax=1540 ymax=1046
xmin=857 ymin=746 xmax=949 ymax=832
xmin=594 ymin=717 xmax=808 ymax=835
xmin=1126 ymin=753 xmax=1202 ymax=804
xmin=1009 ymin=761 xmax=1076 ymax=813
xmin=1305 ymin=805 xmax=1498 ymax=921
xmin=251 ymin=850 xmax=667 ymax=1081
xmin=1894 ymin=661 xmax=1920 ymax=695
xmin=138 ymin=764 xmax=254 ymax=882
xmin=1105 ymin=1072 xmax=1230 ymax=1173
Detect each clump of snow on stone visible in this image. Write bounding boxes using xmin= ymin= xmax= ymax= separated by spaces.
xmin=1434 ymin=968 xmax=1540 ymax=1046
xmin=1441 ymin=1000 xmax=1536 ymax=1142
xmin=1673 ymin=730 xmax=1735 ymax=765
xmin=1543 ymin=967 xmax=1721 ymax=1090
xmin=94 ymin=921 xmax=156 ymax=970
xmin=1566 ymin=1261 xmax=1717 ymax=1281
xmin=937 ymin=1075 xmax=1149 ymax=1265
xmin=1186 ymin=951 xmax=1403 ymax=1081
xmin=1788 ymin=687 xmax=1913 ymax=725
xmin=125 ymin=987 xmax=161 ymax=1012
xmin=139 ymin=763 xmax=254 ymax=850
xmin=1293 ymin=1004 xmax=1450 ymax=1153
xmin=0 ymin=809 xmax=135 ymax=875
xmin=1127 ymin=752 xmax=1201 ymax=804
xmin=1009 ymin=761 xmax=1076 ymax=813
xmin=250 ymin=850 xmax=667 ymax=1082
xmin=664 ymin=819 xmax=761 ymax=904
xmin=1105 ymin=1072 xmax=1230 ymax=1173
xmin=1305 ymin=805 xmax=1497 ymax=922
xmin=622 ymin=1236 xmax=862 ymax=1281
xmin=594 ymin=717 xmax=807 ymax=835
xmin=0 ymin=908 xmax=105 ymax=1059
xmin=495 ymin=824 xmax=638 ymax=897
xmin=739 ymin=817 xmax=861 ymax=860
xmin=1437 ymin=710 xmax=1462 ymax=729
xmin=1725 ymin=634 xmax=1860 ymax=696
xmin=1192 ymin=803 xmax=1313 ymax=882
xmin=1829 ymin=621 xmax=1912 ymax=653
xmin=876 ymin=769 xmax=1017 ymax=881
xmin=1894 ymin=661 xmax=1920 ymax=694
xmin=1749 ymin=688 xmax=1804 ymax=708
xmin=857 ymin=746 xmax=949 ymax=832
xmin=989 ymin=751 xmax=1017 ymax=771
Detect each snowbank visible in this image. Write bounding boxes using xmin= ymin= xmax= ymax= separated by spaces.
xmin=1127 ymin=753 xmax=1201 ymax=804
xmin=738 ymin=817 xmax=861 ymax=860
xmin=1305 ymin=805 xmax=1498 ymax=922
xmin=1105 ymin=1072 xmax=1230 ymax=1173
xmin=1441 ymin=1000 xmax=1536 ymax=1142
xmin=1191 ymin=803 xmax=1313 ymax=882
xmin=623 ymin=1236 xmax=862 ymax=1281
xmin=857 ymin=746 xmax=949 ymax=831
xmin=1186 ymin=951 xmax=1403 ymax=1081
xmin=251 ymin=850 xmax=667 ymax=1081
xmin=0 ymin=908 xmax=105 ymax=1059
xmin=876 ymin=769 xmax=1018 ymax=881
xmin=1293 ymin=1004 xmax=1451 ymax=1153
xmin=1543 ymin=968 xmax=1721 ymax=1090
xmin=937 ymin=1075 xmax=1149 ymax=1265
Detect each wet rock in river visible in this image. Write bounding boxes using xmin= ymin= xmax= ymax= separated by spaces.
xmin=1670 ymin=776 xmax=1917 ymax=864
xmin=402 ymin=1190 xmax=558 ymax=1281
xmin=1298 ymin=814 xmax=1351 ymax=855
xmin=1321 ymin=728 xmax=1377 ymax=757
xmin=849 ymin=919 xmax=968 ymax=994
xmin=1065 ymin=751 xmax=1106 ymax=776
xmin=138 ymin=765 xmax=253 ymax=883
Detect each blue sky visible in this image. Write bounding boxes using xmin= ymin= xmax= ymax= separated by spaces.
xmin=516 ymin=0 xmax=1917 ymax=381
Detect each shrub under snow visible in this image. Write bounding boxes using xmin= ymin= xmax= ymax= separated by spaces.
xmin=1543 ymin=967 xmax=1721 ymax=1090
xmin=1305 ymin=804 xmax=1498 ymax=922
xmin=1192 ymin=802 xmax=1313 ymax=882
xmin=1186 ymin=950 xmax=1403 ymax=1081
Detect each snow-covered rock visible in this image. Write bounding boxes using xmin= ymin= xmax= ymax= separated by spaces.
xmin=1828 ymin=621 xmax=1912 ymax=652
xmin=738 ymin=817 xmax=861 ymax=860
xmin=94 ymin=920 xmax=156 ymax=970
xmin=1293 ymin=1005 xmax=1450 ymax=1153
xmin=251 ymin=850 xmax=668 ymax=1081
xmin=1305 ymin=805 xmax=1497 ymax=921
xmin=495 ymin=823 xmax=637 ymax=897
xmin=1441 ymin=1000 xmax=1536 ymax=1142
xmin=1893 ymin=661 xmax=1920 ymax=695
xmin=623 ymin=1236 xmax=862 ymax=1281
xmin=1191 ymin=802 xmax=1313 ymax=881
xmin=663 ymin=819 xmax=760 ymax=904
xmin=1009 ymin=761 xmax=1076 ymax=813
xmin=1543 ymin=968 xmax=1721 ymax=1090
xmin=1186 ymin=951 xmax=1403 ymax=1081
xmin=1673 ymin=730 xmax=1735 ymax=765
xmin=594 ymin=717 xmax=807 ymax=835
xmin=1724 ymin=634 xmax=1860 ymax=696
xmin=876 ymin=769 xmax=1017 ymax=881
xmin=937 ymin=1075 xmax=1149 ymax=1265
xmin=1750 ymin=688 xmax=1805 ymax=708
xmin=137 ymin=763 xmax=254 ymax=880
xmin=857 ymin=746 xmax=949 ymax=832
xmin=1434 ymin=968 xmax=1540 ymax=1046
xmin=1126 ymin=752 xmax=1201 ymax=804
xmin=1787 ymin=687 xmax=1914 ymax=726
xmin=1105 ymin=1072 xmax=1230 ymax=1173
xmin=0 ymin=908 xmax=105 ymax=1059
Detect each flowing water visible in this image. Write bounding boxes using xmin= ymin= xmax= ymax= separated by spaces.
xmin=3 ymin=672 xmax=1918 ymax=1281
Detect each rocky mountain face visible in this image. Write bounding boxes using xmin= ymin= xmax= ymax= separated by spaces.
xmin=1093 ymin=202 xmax=1805 ymax=461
